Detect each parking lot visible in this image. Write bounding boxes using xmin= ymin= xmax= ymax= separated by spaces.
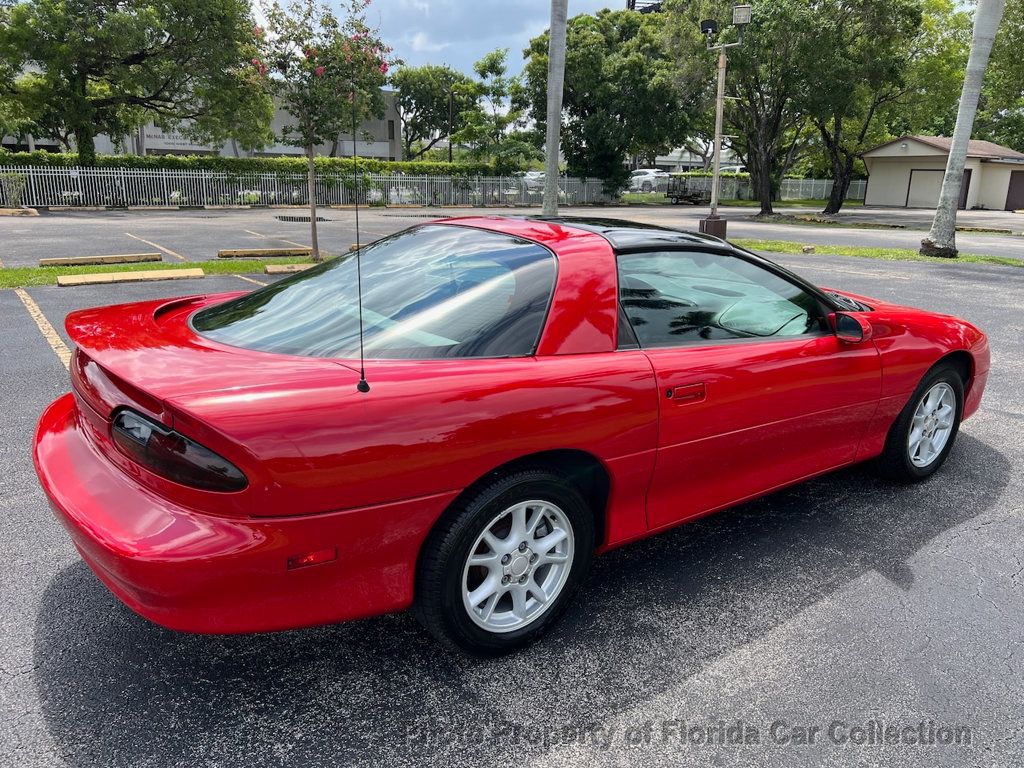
xmin=2 ymin=216 xmax=1023 ymax=767
xmin=1 ymin=204 xmax=1023 ymax=269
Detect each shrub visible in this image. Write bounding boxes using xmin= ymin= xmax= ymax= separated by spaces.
xmin=0 ymin=151 xmax=498 ymax=177
xmin=0 ymin=172 xmax=28 ymax=207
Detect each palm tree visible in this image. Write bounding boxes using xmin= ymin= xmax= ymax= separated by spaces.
xmin=542 ymin=0 xmax=569 ymax=217
xmin=920 ymin=0 xmax=1006 ymax=258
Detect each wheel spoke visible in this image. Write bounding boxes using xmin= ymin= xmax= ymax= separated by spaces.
xmin=481 ymin=530 xmax=504 ymax=553
xmin=510 ymin=585 xmax=528 ymax=618
xmin=470 ymin=552 xmax=499 ymax=569
xmin=480 ymin=591 xmax=501 ymax=621
xmin=510 ymin=505 xmax=529 ymax=542
xmin=527 ymin=578 xmax=549 ymax=604
xmin=468 ymin=576 xmax=500 ymax=609
xmin=936 ymin=404 xmax=955 ymax=428
xmin=539 ymin=551 xmax=569 ymax=565
xmin=534 ymin=528 xmax=568 ymax=555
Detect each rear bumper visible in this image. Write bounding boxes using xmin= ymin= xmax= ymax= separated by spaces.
xmin=34 ymin=393 xmax=457 ymax=633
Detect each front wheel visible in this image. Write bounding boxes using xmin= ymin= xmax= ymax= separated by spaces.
xmin=413 ymin=470 xmax=595 ymax=655
xmin=877 ymin=364 xmax=964 ymax=482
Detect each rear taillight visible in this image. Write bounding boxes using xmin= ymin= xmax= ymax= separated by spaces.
xmin=111 ymin=409 xmax=247 ymax=492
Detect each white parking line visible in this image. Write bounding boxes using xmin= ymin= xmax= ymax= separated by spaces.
xmin=244 ymin=229 xmax=312 ymax=250
xmin=125 ymin=233 xmax=186 ymax=261
xmin=14 ymin=288 xmax=72 ymax=369
xmin=235 ymin=275 xmax=267 ymax=287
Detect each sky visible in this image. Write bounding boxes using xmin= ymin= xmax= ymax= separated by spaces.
xmin=360 ymin=0 xmax=614 ymax=76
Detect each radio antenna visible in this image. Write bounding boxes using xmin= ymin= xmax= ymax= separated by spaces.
xmin=351 ymin=74 xmax=370 ymax=394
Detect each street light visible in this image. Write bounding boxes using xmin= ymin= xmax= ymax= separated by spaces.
xmin=698 ymin=4 xmax=752 ymax=240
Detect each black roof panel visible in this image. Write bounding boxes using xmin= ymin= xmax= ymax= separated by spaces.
xmin=534 ymin=216 xmax=728 ymax=250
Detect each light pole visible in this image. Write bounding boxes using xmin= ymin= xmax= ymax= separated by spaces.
xmin=698 ymin=4 xmax=751 ymax=240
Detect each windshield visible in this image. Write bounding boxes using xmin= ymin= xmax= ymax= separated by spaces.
xmin=191 ymin=225 xmax=557 ymax=359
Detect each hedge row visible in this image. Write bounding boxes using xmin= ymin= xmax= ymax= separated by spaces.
xmin=0 ymin=151 xmax=497 ymax=176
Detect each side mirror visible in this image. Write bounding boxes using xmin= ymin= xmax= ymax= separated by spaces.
xmin=833 ymin=312 xmax=873 ymax=344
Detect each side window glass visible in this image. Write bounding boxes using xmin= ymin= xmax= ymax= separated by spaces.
xmin=617 ymin=250 xmax=823 ymax=347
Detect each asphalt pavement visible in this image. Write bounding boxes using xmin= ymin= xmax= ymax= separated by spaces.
xmin=1 ymin=248 xmax=1022 ymax=767
xmin=1 ymin=204 xmax=1023 ymax=269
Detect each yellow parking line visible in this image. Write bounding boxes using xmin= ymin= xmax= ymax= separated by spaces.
xmin=125 ymin=232 xmax=186 ymax=261
xmin=14 ymin=288 xmax=72 ymax=369
xmin=235 ymin=275 xmax=267 ymax=287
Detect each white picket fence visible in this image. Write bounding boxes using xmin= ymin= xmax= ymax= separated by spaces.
xmin=0 ymin=166 xmax=615 ymax=208
xmin=675 ymin=176 xmax=866 ymax=202
xmin=0 ymin=165 xmax=866 ymax=208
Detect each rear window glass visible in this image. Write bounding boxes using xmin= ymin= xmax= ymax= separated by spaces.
xmin=192 ymin=225 xmax=556 ymax=359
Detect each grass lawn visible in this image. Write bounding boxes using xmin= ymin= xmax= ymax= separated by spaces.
xmin=0 ymin=257 xmax=315 ymax=289
xmin=732 ymin=238 xmax=1023 ymax=269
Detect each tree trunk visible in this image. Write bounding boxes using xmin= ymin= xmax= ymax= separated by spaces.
xmin=74 ymin=127 xmax=97 ymax=167
xmin=748 ymin=149 xmax=774 ymax=216
xmin=823 ymin=150 xmax=854 ymax=215
xmin=921 ymin=0 xmax=1006 ymax=258
xmin=307 ymin=145 xmax=321 ymax=262
xmin=543 ymin=0 xmax=569 ymax=217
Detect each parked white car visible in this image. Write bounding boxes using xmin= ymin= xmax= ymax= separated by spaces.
xmin=628 ymin=168 xmax=669 ymax=193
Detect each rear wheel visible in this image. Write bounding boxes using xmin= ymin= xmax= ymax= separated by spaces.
xmin=641 ymin=181 xmax=653 ymax=193
xmin=877 ymin=364 xmax=964 ymax=482
xmin=414 ymin=470 xmax=595 ymax=655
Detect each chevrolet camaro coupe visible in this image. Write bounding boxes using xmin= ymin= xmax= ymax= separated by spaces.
xmin=34 ymin=217 xmax=989 ymax=655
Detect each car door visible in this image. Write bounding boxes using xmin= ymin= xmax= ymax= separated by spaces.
xmin=617 ymin=248 xmax=881 ymax=531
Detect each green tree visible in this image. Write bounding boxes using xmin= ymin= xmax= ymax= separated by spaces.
xmin=452 ymin=49 xmax=539 ymax=173
xmin=0 ymin=0 xmax=273 ymax=165
xmin=795 ymin=0 xmax=923 ymax=214
xmin=883 ymin=0 xmax=972 ymax=138
xmin=664 ymin=0 xmax=811 ymax=215
xmin=523 ymin=9 xmax=698 ymax=193
xmin=975 ymin=0 xmax=1024 ymax=150
xmin=389 ymin=64 xmax=477 ymax=160
xmin=256 ymin=0 xmax=393 ymax=260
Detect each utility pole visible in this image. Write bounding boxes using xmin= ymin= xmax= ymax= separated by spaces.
xmin=698 ymin=4 xmax=751 ymax=240
xmin=543 ymin=0 xmax=569 ymax=217
xmin=447 ymin=89 xmax=454 ymax=164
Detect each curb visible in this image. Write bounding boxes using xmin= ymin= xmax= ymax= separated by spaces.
xmin=217 ymin=247 xmax=312 ymax=258
xmin=265 ymin=264 xmax=313 ymax=275
xmin=0 ymin=207 xmax=39 ymax=217
xmin=57 ymin=268 xmax=205 ymax=287
xmin=40 ymin=253 xmax=161 ymax=267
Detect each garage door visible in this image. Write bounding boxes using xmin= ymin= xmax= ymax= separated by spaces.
xmin=906 ymin=169 xmax=971 ymax=209
xmin=906 ymin=170 xmax=943 ymax=207
xmin=1006 ymin=170 xmax=1024 ymax=211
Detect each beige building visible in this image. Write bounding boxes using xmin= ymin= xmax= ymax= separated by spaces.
xmin=862 ymin=135 xmax=1024 ymax=210
xmin=2 ymin=90 xmax=403 ymax=161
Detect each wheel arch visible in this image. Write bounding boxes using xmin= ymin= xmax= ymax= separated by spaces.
xmin=423 ymin=449 xmax=612 ymax=555
xmin=937 ymin=349 xmax=974 ymax=393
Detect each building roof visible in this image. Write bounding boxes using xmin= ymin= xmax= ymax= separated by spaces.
xmin=864 ymin=135 xmax=1024 ymax=160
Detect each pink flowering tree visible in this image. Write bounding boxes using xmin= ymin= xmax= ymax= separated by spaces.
xmin=255 ymin=0 xmax=394 ymax=260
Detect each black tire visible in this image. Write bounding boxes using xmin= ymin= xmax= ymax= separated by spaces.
xmin=413 ymin=469 xmax=595 ymax=656
xmin=876 ymin=363 xmax=964 ymax=482
xmin=641 ymin=181 xmax=653 ymax=193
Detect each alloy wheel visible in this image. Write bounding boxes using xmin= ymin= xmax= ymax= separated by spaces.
xmin=461 ymin=500 xmax=575 ymax=633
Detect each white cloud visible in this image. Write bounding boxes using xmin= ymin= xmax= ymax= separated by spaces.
xmin=407 ymin=31 xmax=451 ymax=52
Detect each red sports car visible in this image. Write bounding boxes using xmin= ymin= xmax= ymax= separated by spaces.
xmin=34 ymin=217 xmax=989 ymax=654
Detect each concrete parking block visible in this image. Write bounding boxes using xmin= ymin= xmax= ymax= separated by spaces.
xmin=39 ymin=253 xmax=161 ymax=267
xmin=56 ymin=268 xmax=204 ymax=287
xmin=217 ymin=247 xmax=312 ymax=258
xmin=264 ymin=264 xmax=313 ymax=274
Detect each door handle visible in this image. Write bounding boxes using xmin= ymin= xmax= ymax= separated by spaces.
xmin=666 ymin=382 xmax=706 ymax=403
